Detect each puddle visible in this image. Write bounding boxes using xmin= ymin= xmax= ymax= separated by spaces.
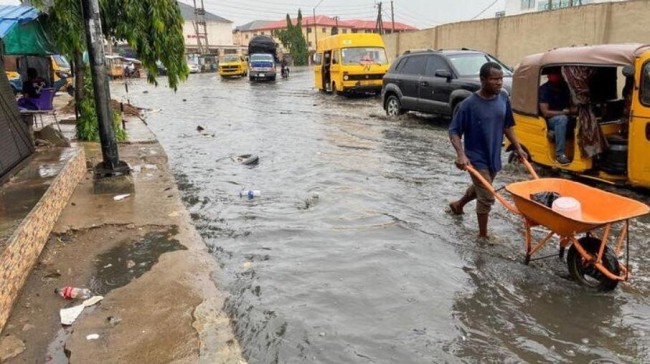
xmin=90 ymin=227 xmax=186 ymax=295
xmin=43 ymin=227 xmax=186 ymax=363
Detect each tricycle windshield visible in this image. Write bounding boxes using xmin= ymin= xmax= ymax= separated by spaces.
xmin=448 ymin=53 xmax=512 ymax=77
xmin=641 ymin=62 xmax=650 ymax=106
xmin=53 ymin=55 xmax=70 ymax=68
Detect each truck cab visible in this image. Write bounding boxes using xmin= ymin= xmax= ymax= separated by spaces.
xmin=247 ymin=35 xmax=278 ymax=82
xmin=248 ymin=53 xmax=276 ymax=81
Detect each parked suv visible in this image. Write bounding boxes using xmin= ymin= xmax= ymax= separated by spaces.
xmin=381 ymin=49 xmax=512 ymax=117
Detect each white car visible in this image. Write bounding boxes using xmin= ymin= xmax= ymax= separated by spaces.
xmin=187 ymin=62 xmax=200 ymax=74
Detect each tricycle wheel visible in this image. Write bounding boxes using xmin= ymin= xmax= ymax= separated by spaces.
xmin=567 ymin=237 xmax=620 ymax=291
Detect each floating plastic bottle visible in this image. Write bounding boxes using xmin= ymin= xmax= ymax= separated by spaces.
xmin=239 ymin=190 xmax=261 ymax=200
xmin=55 ymin=286 xmax=93 ymax=300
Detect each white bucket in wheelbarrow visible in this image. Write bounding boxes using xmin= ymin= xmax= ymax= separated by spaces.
xmin=552 ymin=197 xmax=583 ymax=220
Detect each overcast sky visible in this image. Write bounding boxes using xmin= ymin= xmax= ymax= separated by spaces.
xmin=0 ymin=0 xmax=508 ymax=30
xmin=183 ymin=0 xmax=508 ymax=29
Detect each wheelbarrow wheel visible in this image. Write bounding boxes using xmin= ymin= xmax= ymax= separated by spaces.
xmin=567 ymin=237 xmax=620 ymax=291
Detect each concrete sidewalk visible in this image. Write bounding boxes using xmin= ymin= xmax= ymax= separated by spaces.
xmin=0 ymin=100 xmax=246 ymax=363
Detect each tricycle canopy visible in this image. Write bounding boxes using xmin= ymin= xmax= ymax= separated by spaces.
xmin=511 ymin=43 xmax=650 ymax=115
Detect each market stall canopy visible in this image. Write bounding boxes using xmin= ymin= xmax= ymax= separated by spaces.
xmin=0 ymin=5 xmax=56 ymax=55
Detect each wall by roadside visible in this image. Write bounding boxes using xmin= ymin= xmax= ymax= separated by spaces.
xmin=0 ymin=146 xmax=86 ymax=331
xmin=384 ymin=0 xmax=650 ymax=66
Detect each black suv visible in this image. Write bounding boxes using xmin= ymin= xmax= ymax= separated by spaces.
xmin=381 ymin=49 xmax=512 ymax=117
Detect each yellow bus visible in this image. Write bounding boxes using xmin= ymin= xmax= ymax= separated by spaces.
xmin=313 ymin=33 xmax=389 ymax=95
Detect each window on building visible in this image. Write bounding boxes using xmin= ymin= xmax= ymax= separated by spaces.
xmin=322 ymin=27 xmax=326 ymax=33
xmin=520 ymin=0 xmax=535 ymax=9
xmin=342 ymin=29 xmax=347 ymax=34
xmin=351 ymin=29 xmax=357 ymax=33
xmin=245 ymin=34 xmax=249 ymax=39
xmin=308 ymin=41 xmax=313 ymax=47
xmin=307 ymin=27 xmax=312 ymax=33
xmin=261 ymin=31 xmax=265 ymax=35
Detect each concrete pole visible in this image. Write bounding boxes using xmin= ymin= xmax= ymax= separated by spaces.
xmin=313 ymin=9 xmax=317 ymax=49
xmin=313 ymin=0 xmax=325 ymax=50
xmin=81 ymin=0 xmax=121 ymax=171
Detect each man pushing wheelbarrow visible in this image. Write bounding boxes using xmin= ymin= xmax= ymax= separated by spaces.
xmin=448 ymin=62 xmax=650 ymax=291
xmin=448 ymin=61 xmax=527 ymax=238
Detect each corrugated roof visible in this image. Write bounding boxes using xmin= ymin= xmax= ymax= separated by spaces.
xmin=0 ymin=5 xmax=41 ymax=38
xmin=177 ymin=1 xmax=231 ymax=23
xmin=252 ymin=15 xmax=417 ymax=31
xmin=234 ymin=20 xmax=273 ymax=32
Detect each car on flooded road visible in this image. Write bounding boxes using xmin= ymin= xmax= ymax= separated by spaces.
xmin=218 ymin=54 xmax=248 ymax=78
xmin=381 ymin=49 xmax=512 ymax=118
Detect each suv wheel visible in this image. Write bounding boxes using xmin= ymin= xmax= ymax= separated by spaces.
xmin=385 ymin=95 xmax=404 ymax=116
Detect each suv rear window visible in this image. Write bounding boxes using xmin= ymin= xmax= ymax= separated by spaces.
xmin=400 ymin=55 xmax=426 ymax=75
xmin=447 ymin=53 xmax=512 ymax=77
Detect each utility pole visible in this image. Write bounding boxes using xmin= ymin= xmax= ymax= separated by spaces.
xmin=313 ymin=0 xmax=325 ymax=50
xmin=375 ymin=2 xmax=383 ymax=35
xmin=193 ymin=0 xmax=209 ymax=54
xmin=390 ymin=1 xmax=395 ymax=34
xmin=80 ymin=0 xmax=129 ymax=178
xmin=332 ymin=16 xmax=339 ymax=35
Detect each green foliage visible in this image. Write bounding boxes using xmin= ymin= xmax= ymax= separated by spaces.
xmin=28 ymin=0 xmax=180 ymax=141
xmin=276 ymin=9 xmax=309 ymax=66
xmin=99 ymin=0 xmax=188 ymax=89
xmin=75 ymin=68 xmax=127 ymax=142
xmin=34 ymin=0 xmax=188 ymax=90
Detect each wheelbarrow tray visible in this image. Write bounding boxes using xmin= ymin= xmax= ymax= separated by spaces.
xmin=505 ymin=178 xmax=650 ymax=236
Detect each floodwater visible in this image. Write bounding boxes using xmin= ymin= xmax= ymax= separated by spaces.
xmin=113 ymin=69 xmax=650 ymax=363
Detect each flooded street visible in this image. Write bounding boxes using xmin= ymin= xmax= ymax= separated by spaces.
xmin=113 ymin=69 xmax=650 ymax=363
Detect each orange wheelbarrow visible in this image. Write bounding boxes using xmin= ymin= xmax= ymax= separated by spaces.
xmin=466 ymin=160 xmax=649 ymax=291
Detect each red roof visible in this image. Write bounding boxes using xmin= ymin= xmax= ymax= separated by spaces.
xmin=253 ymin=15 xmax=417 ymax=32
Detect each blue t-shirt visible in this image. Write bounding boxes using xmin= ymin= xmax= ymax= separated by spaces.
xmin=449 ymin=91 xmax=515 ymax=173
xmin=539 ymin=82 xmax=571 ymax=111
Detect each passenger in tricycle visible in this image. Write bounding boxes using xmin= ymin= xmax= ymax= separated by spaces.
xmin=538 ymin=68 xmax=576 ymax=165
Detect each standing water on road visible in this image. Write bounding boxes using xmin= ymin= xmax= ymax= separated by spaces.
xmin=113 ymin=69 xmax=650 ymax=363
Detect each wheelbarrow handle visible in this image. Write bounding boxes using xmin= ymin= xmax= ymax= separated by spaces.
xmin=465 ymin=164 xmax=520 ymax=214
xmin=520 ymin=157 xmax=539 ymax=180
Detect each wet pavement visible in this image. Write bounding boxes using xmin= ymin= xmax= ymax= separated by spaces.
xmin=0 ymin=148 xmax=78 ymax=245
xmin=112 ymin=68 xmax=650 ymax=363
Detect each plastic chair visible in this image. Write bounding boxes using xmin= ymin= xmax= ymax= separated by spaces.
xmin=34 ymin=88 xmax=55 ymax=109
xmin=31 ymin=88 xmax=60 ymax=131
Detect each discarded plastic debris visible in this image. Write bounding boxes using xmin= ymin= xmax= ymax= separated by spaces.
xmin=233 ymin=154 xmax=259 ymax=165
xmin=59 ymin=296 xmax=104 ymax=325
xmin=86 ymin=334 xmax=100 ymax=340
xmin=107 ymin=316 xmax=122 ymax=327
xmin=55 ymin=287 xmax=93 ymax=300
xmin=59 ymin=305 xmax=84 ymax=326
xmin=196 ymin=125 xmax=204 ymax=132
xmin=113 ymin=194 xmax=130 ymax=201
xmin=240 ymin=190 xmax=261 ymax=199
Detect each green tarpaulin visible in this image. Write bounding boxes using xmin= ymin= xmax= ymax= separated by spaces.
xmin=3 ymin=20 xmax=55 ymax=55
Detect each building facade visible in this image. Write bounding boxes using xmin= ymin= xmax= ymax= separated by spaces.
xmin=505 ymin=0 xmax=627 ymax=15
xmin=234 ymin=15 xmax=417 ymax=52
xmin=177 ymin=2 xmax=237 ymax=56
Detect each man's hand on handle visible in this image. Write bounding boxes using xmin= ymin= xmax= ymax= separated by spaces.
xmin=455 ymin=155 xmax=470 ymax=170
